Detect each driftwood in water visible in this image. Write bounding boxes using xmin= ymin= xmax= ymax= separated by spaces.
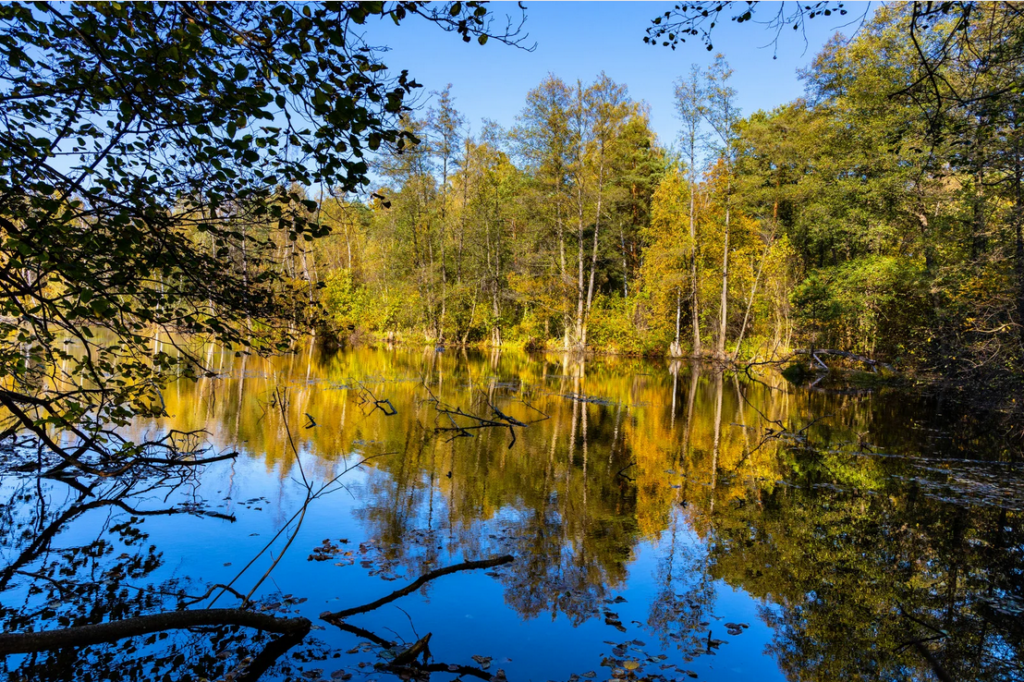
xmin=393 ymin=660 xmax=495 ymax=681
xmin=234 ymin=629 xmax=311 ymax=682
xmin=424 ymin=383 xmax=546 ymax=449
xmin=322 ymin=555 xmax=516 ymax=680
xmin=330 ymin=622 xmax=493 ymax=680
xmin=354 ymin=383 xmax=397 ymax=416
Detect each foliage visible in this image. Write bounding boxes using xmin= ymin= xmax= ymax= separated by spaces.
xmin=0 ymin=1 xmax=525 ymax=467
xmin=791 ymin=257 xmax=928 ymax=357
xmin=645 ymin=1 xmax=1024 ymax=380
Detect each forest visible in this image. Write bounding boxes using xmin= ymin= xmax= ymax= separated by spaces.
xmin=270 ymin=3 xmax=1023 ymax=387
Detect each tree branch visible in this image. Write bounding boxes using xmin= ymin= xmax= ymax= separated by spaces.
xmin=322 ymin=555 xmax=514 ymax=622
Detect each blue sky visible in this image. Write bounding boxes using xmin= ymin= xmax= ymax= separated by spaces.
xmin=366 ymin=2 xmax=873 ymax=150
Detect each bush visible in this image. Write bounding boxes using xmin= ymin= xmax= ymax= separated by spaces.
xmin=790 ymin=256 xmax=927 ymax=357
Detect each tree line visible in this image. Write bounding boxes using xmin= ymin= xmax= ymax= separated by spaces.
xmin=303 ymin=3 xmax=1023 ymax=381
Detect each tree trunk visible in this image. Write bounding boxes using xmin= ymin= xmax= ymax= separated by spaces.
xmin=710 ymin=371 xmax=723 ymax=513
xmin=689 ymin=180 xmax=701 ymax=356
xmin=345 ymin=219 xmax=353 ymax=271
xmin=620 ymin=226 xmax=629 ymax=298
xmin=0 ymin=609 xmax=310 ymax=655
xmin=716 ymin=204 xmax=730 ymax=358
xmin=240 ymin=222 xmax=250 ymax=333
xmin=557 ymin=202 xmax=570 ymax=345
xmin=299 ymin=245 xmax=314 ymax=307
xmin=1014 ymin=114 xmax=1024 ymax=348
xmin=585 ymin=159 xmax=603 ymax=323
xmin=584 ymin=144 xmax=610 ymax=350
xmin=733 ymin=223 xmax=776 ymax=361
xmin=575 ymin=185 xmax=586 ymax=348
xmin=1015 ymin=168 xmax=1024 ymax=347
xmin=492 ymin=183 xmax=502 ymax=346
xmin=439 ymin=226 xmax=447 ymax=340
xmin=669 ymin=288 xmax=683 ymax=357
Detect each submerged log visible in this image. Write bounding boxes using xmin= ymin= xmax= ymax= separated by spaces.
xmin=0 ymin=608 xmax=310 ymax=655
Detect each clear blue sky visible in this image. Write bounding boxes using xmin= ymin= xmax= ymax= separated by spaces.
xmin=366 ymin=2 xmax=873 ymax=149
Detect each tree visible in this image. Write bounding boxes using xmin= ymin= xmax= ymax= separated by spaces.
xmin=611 ymin=111 xmax=665 ymax=301
xmin=513 ymin=75 xmax=577 ymax=344
xmin=703 ymin=55 xmax=740 ymax=358
xmin=452 ymin=124 xmax=523 ymax=346
xmin=732 ymin=105 xmax=812 ymax=357
xmin=0 ymin=1 xmax=528 ymax=472
xmin=673 ymin=65 xmax=709 ymax=356
xmin=427 ymin=84 xmax=467 ymax=336
xmin=579 ymin=74 xmax=633 ymax=349
xmin=643 ymin=168 xmax=693 ymax=352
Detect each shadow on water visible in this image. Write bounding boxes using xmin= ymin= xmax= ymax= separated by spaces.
xmin=1 ymin=343 xmax=1022 ymax=681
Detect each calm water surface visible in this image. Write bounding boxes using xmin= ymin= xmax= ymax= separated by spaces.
xmin=2 ymin=345 xmax=1022 ymax=682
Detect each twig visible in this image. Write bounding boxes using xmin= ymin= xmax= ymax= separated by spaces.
xmin=425 ymin=382 xmax=538 ymax=449
xmin=391 ymin=632 xmax=432 ymax=666
xmin=330 ymin=620 xmax=395 ymax=647
xmin=355 ymin=383 xmax=397 ymax=416
xmin=615 ymin=460 xmax=637 ymax=482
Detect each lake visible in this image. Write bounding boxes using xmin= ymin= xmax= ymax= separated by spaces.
xmin=2 ymin=344 xmax=1022 ymax=682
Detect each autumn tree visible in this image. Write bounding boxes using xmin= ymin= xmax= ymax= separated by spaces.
xmin=703 ymin=55 xmax=740 ymax=359
xmin=673 ymin=65 xmax=709 ymax=356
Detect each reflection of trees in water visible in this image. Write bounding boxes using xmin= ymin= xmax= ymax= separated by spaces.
xmin=103 ymin=345 xmax=1024 ymax=680
xmin=499 ymin=507 xmax=611 ymax=624
xmin=646 ymin=366 xmax=720 ymax=665
xmin=352 ymin=360 xmax=642 ymax=624
xmin=647 ymin=512 xmax=718 ymax=662
xmin=702 ymin=462 xmax=1024 ymax=682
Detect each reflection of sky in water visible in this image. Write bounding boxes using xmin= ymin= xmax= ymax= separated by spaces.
xmin=3 ymin=344 xmax=1022 ymax=682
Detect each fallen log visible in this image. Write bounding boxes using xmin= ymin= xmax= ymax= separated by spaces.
xmin=393 ymin=660 xmax=494 ymax=681
xmin=792 ymin=348 xmax=895 ymax=373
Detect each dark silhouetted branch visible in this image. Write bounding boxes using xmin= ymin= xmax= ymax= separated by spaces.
xmin=0 ymin=608 xmax=310 ymax=655
xmin=322 ymin=555 xmax=514 ymax=621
